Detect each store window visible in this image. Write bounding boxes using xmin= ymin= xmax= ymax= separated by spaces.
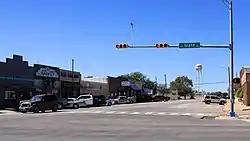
xmin=61 ymin=72 xmax=67 ymax=77
xmin=5 ymin=91 xmax=16 ymax=100
xmin=74 ymin=74 xmax=79 ymax=78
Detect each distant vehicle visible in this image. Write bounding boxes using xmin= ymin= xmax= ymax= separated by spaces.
xmin=76 ymin=94 xmax=93 ymax=106
xmin=127 ymin=96 xmax=136 ymax=103
xmin=152 ymin=96 xmax=170 ymax=102
xmin=65 ymin=98 xmax=87 ymax=109
xmin=19 ymin=94 xmax=59 ymax=113
xmin=114 ymin=96 xmax=129 ymax=104
xmin=203 ymin=95 xmax=226 ymax=105
xmin=106 ymin=97 xmax=115 ymax=106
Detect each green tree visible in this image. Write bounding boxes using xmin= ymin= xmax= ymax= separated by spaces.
xmin=169 ymin=76 xmax=193 ymax=99
xmin=235 ymin=87 xmax=243 ymax=98
xmin=119 ymin=72 xmax=156 ymax=89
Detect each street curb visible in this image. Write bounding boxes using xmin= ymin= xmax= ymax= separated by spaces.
xmin=200 ymin=115 xmax=217 ymax=119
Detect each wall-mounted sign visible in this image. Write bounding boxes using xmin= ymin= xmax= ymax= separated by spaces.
xmin=121 ymin=81 xmax=130 ymax=86
xmin=36 ymin=67 xmax=59 ymax=78
xmin=60 ymin=69 xmax=81 ymax=82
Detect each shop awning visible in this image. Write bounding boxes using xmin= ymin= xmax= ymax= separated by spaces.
xmin=130 ymin=84 xmax=142 ymax=91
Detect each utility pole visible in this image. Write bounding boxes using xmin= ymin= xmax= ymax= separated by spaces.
xmin=228 ymin=0 xmax=235 ymax=117
xmin=72 ymin=59 xmax=74 ymax=97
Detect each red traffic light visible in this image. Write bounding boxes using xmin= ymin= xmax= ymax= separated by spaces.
xmin=156 ymin=43 xmax=168 ymax=48
xmin=116 ymin=44 xmax=129 ymax=49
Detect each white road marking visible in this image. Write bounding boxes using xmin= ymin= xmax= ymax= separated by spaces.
xmin=144 ymin=112 xmax=154 ymax=115
xmin=81 ymin=111 xmax=91 ymax=113
xmin=130 ymin=112 xmax=140 ymax=115
xmin=182 ymin=113 xmax=191 ymax=116
xmin=197 ymin=113 xmax=206 ymax=116
xmin=155 ymin=112 xmax=166 ymax=115
xmin=169 ymin=113 xmax=179 ymax=115
xmin=91 ymin=111 xmax=104 ymax=114
xmin=117 ymin=111 xmax=128 ymax=114
xmin=105 ymin=111 xmax=116 ymax=114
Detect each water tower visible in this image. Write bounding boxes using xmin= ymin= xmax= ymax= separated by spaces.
xmin=195 ymin=64 xmax=203 ymax=94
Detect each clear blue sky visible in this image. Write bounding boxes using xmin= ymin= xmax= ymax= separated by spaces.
xmin=0 ymin=0 xmax=249 ymax=92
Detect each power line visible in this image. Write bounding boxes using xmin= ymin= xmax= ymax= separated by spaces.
xmin=193 ymin=81 xmax=228 ymax=85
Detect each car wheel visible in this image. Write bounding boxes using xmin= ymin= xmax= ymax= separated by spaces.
xmin=58 ymin=104 xmax=62 ymax=109
xmin=33 ymin=106 xmax=40 ymax=113
xmin=52 ymin=104 xmax=58 ymax=112
xmin=73 ymin=104 xmax=79 ymax=109
xmin=219 ymin=101 xmax=225 ymax=105
xmin=205 ymin=101 xmax=211 ymax=104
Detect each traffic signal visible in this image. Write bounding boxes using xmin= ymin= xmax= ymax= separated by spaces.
xmin=233 ymin=78 xmax=240 ymax=84
xmin=156 ymin=43 xmax=168 ymax=48
xmin=116 ymin=44 xmax=129 ymax=49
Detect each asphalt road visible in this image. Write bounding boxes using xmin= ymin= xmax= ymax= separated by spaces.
xmin=59 ymin=98 xmax=224 ymax=117
xmin=0 ymin=111 xmax=250 ymax=141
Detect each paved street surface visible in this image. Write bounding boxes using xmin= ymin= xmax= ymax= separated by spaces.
xmin=56 ymin=98 xmax=224 ymax=117
xmin=0 ymin=98 xmax=223 ymax=118
xmin=1 ymin=99 xmax=249 ymax=141
xmin=0 ymin=111 xmax=250 ymax=141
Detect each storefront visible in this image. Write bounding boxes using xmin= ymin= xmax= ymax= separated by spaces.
xmin=0 ymin=55 xmax=35 ymax=109
xmin=60 ymin=69 xmax=81 ymax=98
xmin=33 ymin=64 xmax=60 ymax=96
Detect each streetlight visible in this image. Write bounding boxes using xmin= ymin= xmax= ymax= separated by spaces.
xmin=222 ymin=0 xmax=235 ymax=117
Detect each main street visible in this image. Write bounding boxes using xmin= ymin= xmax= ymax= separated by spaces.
xmin=0 ymin=109 xmax=249 ymax=141
xmin=1 ymin=99 xmax=249 ymax=141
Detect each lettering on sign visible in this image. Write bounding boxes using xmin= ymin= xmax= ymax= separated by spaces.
xmin=36 ymin=67 xmax=59 ymax=78
xmin=121 ymin=81 xmax=130 ymax=86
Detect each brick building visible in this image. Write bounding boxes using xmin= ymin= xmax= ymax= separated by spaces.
xmin=240 ymin=67 xmax=250 ymax=106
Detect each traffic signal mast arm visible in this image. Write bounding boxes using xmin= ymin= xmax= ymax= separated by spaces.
xmin=116 ymin=44 xmax=230 ymax=49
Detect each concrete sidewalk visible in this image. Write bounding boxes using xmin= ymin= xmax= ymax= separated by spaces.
xmin=218 ymin=100 xmax=250 ymax=119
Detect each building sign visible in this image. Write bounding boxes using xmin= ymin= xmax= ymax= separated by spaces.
xmin=60 ymin=69 xmax=81 ymax=82
xmin=36 ymin=67 xmax=59 ymax=78
xmin=121 ymin=81 xmax=130 ymax=86
xmin=34 ymin=64 xmax=60 ymax=79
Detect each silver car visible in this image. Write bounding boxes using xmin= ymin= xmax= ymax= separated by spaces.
xmin=65 ymin=98 xmax=87 ymax=109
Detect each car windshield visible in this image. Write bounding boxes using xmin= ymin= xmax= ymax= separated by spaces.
xmin=30 ymin=95 xmax=42 ymax=102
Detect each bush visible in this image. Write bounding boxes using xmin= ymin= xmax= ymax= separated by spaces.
xmin=235 ymin=87 xmax=243 ymax=98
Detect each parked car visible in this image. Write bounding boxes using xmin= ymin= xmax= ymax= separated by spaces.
xmin=19 ymin=94 xmax=59 ymax=113
xmin=106 ymin=97 xmax=115 ymax=106
xmin=93 ymin=95 xmax=107 ymax=106
xmin=76 ymin=94 xmax=94 ymax=106
xmin=127 ymin=96 xmax=136 ymax=103
xmin=203 ymin=95 xmax=227 ymax=105
xmin=58 ymin=98 xmax=68 ymax=109
xmin=114 ymin=96 xmax=129 ymax=104
xmin=64 ymin=98 xmax=87 ymax=109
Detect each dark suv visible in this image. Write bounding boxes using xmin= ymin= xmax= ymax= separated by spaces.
xmin=19 ymin=94 xmax=59 ymax=113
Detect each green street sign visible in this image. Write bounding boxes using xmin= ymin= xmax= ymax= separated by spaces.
xmin=179 ymin=42 xmax=201 ymax=48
